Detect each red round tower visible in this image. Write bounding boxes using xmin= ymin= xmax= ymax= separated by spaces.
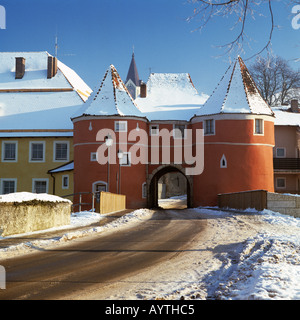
xmin=191 ymin=57 xmax=275 ymax=206
xmin=72 ymin=65 xmax=148 ymax=209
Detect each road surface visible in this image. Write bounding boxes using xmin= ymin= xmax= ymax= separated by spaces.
xmin=0 ymin=208 xmax=206 ymax=300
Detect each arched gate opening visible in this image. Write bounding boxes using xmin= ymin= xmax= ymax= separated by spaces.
xmin=148 ymin=165 xmax=192 ymax=209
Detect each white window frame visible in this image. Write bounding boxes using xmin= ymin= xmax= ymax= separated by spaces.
xmin=90 ymin=152 xmax=97 ymax=162
xmin=53 ymin=141 xmax=69 ymax=162
xmin=92 ymin=180 xmax=108 ymax=193
xmin=150 ymin=124 xmax=159 ymax=136
xmin=276 ymin=177 xmax=286 ymax=189
xmin=1 ymin=178 xmax=17 ymax=194
xmin=62 ymin=175 xmax=69 ymax=190
xmin=254 ymin=118 xmax=264 ymax=135
xmin=29 ymin=141 xmax=45 ymax=163
xmin=276 ymin=147 xmax=286 ymax=158
xmin=2 ymin=141 xmax=18 ymax=162
xmin=173 ymin=124 xmax=187 ymax=139
xmin=120 ymin=152 xmax=131 ymax=167
xmin=32 ymin=178 xmax=49 ymax=194
xmin=114 ymin=121 xmax=127 ymax=132
xmin=204 ymin=119 xmax=215 ymax=136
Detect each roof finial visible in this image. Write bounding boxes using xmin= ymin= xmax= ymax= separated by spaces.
xmin=132 ymin=45 xmax=135 ymax=57
xmin=55 ymin=26 xmax=58 ymax=58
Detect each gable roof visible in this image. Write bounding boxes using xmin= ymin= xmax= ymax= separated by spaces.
xmin=75 ymin=64 xmax=143 ymax=117
xmin=135 ymin=73 xmax=207 ymax=116
xmin=196 ymin=56 xmax=274 ymax=116
xmin=0 ymin=52 xmax=91 ymax=102
xmin=0 ymin=51 xmax=92 ymax=136
xmin=125 ymin=53 xmax=140 ymax=86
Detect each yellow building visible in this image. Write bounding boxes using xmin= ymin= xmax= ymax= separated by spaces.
xmin=0 ymin=52 xmax=91 ymax=197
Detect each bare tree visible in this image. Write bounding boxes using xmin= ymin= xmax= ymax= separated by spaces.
xmin=249 ymin=55 xmax=300 ymax=106
xmin=187 ymin=0 xmax=300 ymax=60
xmin=187 ymin=0 xmax=278 ymax=58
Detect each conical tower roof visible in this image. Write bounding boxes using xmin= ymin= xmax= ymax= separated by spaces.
xmin=196 ymin=56 xmax=274 ymax=116
xmin=125 ymin=53 xmax=140 ymax=86
xmin=77 ymin=65 xmax=142 ymax=117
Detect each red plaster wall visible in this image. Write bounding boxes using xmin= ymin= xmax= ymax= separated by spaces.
xmin=192 ymin=117 xmax=275 ymax=207
xmin=73 ymin=117 xmax=148 ymax=209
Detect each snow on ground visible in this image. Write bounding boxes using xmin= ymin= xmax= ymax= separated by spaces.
xmin=0 ymin=207 xmax=154 ymax=258
xmin=1 ymin=197 xmax=300 ymax=300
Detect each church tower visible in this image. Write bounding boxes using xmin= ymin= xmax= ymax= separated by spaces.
xmin=125 ymin=52 xmax=141 ymax=99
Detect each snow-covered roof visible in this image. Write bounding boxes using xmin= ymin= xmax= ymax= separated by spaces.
xmin=135 ymin=73 xmax=207 ymax=114
xmin=48 ymin=161 xmax=74 ymax=173
xmin=273 ymin=109 xmax=300 ymax=126
xmin=196 ymin=57 xmax=274 ymax=117
xmin=0 ymin=105 xmax=79 ymax=132
xmin=0 ymin=52 xmax=91 ymax=101
xmin=143 ymin=106 xmax=200 ymax=121
xmin=74 ymin=65 xmax=143 ymax=118
xmin=0 ymin=51 xmax=92 ymax=136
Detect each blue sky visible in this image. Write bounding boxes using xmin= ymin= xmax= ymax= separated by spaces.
xmin=0 ymin=0 xmax=299 ymax=97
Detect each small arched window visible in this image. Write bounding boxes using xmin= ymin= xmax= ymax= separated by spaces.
xmin=220 ymin=154 xmax=227 ymax=168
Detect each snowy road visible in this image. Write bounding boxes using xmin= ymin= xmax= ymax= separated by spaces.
xmin=0 ymin=209 xmax=206 ymax=300
xmin=1 ymin=197 xmax=300 ymax=300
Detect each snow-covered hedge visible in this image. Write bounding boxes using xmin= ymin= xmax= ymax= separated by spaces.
xmin=0 ymin=192 xmax=71 ymax=237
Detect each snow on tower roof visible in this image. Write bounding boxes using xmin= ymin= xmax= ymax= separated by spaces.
xmin=75 ymin=65 xmax=143 ymax=117
xmin=196 ymin=56 xmax=274 ymax=116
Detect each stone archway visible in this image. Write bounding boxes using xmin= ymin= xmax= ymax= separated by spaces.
xmin=147 ymin=164 xmax=193 ymax=208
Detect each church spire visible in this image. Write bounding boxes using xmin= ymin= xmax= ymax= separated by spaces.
xmin=126 ymin=50 xmax=140 ymax=87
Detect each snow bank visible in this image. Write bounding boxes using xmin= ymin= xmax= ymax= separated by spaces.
xmin=0 ymin=192 xmax=71 ymax=203
xmin=0 ymin=192 xmax=72 ymax=237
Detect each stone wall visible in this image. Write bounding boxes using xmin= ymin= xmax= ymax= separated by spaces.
xmin=0 ymin=197 xmax=71 ymax=237
xmin=267 ymin=192 xmax=300 ymax=218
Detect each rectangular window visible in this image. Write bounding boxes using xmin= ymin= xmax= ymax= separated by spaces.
xmin=90 ymin=152 xmax=97 ymax=161
xmin=142 ymin=182 xmax=147 ymax=199
xmin=255 ymin=119 xmax=264 ymax=135
xmin=150 ymin=125 xmax=159 ymax=136
xmin=1 ymin=179 xmax=16 ymax=194
xmin=204 ymin=119 xmax=215 ymax=135
xmin=276 ymin=177 xmax=286 ymax=189
xmin=120 ymin=152 xmax=131 ymax=166
xmin=2 ymin=141 xmax=17 ymax=162
xmin=32 ymin=179 xmax=48 ymax=193
xmin=173 ymin=124 xmax=186 ymax=139
xmin=30 ymin=142 xmax=45 ymax=162
xmin=276 ymin=148 xmax=286 ymax=158
xmin=62 ymin=175 xmax=69 ymax=189
xmin=115 ymin=121 xmax=127 ymax=132
xmin=54 ymin=142 xmax=69 ymax=161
